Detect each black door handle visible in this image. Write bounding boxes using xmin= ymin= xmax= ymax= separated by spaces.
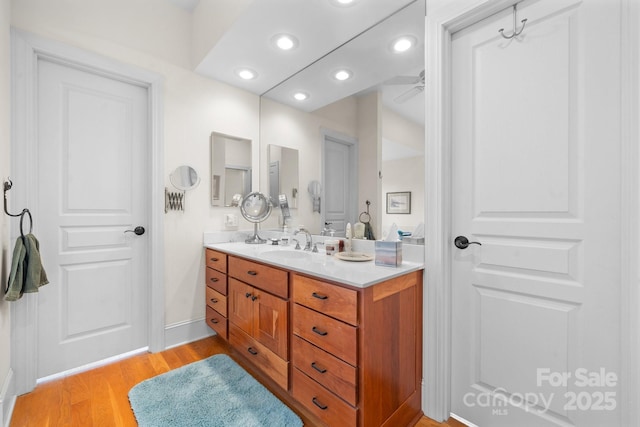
xmin=454 ymin=235 xmax=481 ymax=249
xmin=125 ymin=226 xmax=146 ymax=236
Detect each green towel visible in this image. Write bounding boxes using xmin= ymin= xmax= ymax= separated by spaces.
xmin=4 ymin=234 xmax=49 ymax=301
xmin=364 ymin=221 xmax=375 ymax=240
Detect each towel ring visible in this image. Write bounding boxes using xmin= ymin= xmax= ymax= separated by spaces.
xmin=359 ymin=199 xmax=372 ymax=223
xmin=19 ymin=209 xmax=33 ymax=237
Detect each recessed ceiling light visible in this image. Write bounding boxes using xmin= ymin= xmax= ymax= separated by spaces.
xmin=333 ymin=69 xmax=352 ymax=81
xmin=329 ymin=0 xmax=357 ymax=7
xmin=392 ymin=36 xmax=416 ymax=53
xmin=235 ymin=68 xmax=258 ymax=80
xmin=293 ymin=92 xmax=309 ymax=101
xmin=272 ymin=33 xmax=299 ymax=51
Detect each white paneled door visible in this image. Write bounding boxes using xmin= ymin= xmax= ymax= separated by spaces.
xmin=36 ymin=58 xmax=149 ymax=378
xmin=451 ymin=1 xmax=621 ymax=426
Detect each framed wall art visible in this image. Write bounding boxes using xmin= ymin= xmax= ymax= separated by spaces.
xmin=386 ymin=191 xmax=411 ymax=214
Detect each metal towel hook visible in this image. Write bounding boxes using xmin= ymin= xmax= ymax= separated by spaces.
xmin=499 ymin=4 xmax=528 ymax=39
xmin=4 ymin=178 xmax=33 ymax=238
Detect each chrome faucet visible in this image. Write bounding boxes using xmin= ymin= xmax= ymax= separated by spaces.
xmin=321 ymin=221 xmax=335 ymax=236
xmin=294 ymin=227 xmax=312 ymax=251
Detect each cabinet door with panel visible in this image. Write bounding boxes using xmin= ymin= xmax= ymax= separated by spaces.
xmin=253 ymin=288 xmax=288 ymax=359
xmin=228 ymin=278 xmax=254 ymax=334
xmin=228 ymin=265 xmax=289 ymax=360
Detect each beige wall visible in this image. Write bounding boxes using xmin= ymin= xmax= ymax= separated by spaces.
xmin=381 ymin=106 xmax=425 ymax=237
xmin=0 ymin=0 xmax=11 ymax=401
xmin=10 ymin=0 xmax=260 ymax=328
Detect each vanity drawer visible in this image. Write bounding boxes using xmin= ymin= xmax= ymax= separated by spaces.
xmin=229 ymin=323 xmax=288 ymax=390
xmin=292 ymin=274 xmax=358 ymax=326
xmin=206 ymin=267 xmax=227 ymax=295
xmin=206 ymin=249 xmax=227 ymax=273
xmin=292 ymin=335 xmax=357 ymax=406
xmin=206 ymin=287 xmax=227 ymax=317
xmin=292 ymin=368 xmax=357 ymax=427
xmin=206 ymin=306 xmax=228 ymax=339
xmin=228 ymin=256 xmax=288 ymax=299
xmin=293 ymin=304 xmax=357 ymax=366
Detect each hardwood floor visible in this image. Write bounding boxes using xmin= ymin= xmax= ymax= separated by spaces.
xmin=10 ymin=335 xmax=463 ymax=427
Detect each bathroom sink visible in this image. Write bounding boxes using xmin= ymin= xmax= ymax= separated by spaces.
xmin=259 ymin=250 xmax=312 ymax=261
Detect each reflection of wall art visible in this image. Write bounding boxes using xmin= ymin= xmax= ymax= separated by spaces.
xmin=212 ymin=175 xmax=220 ymax=200
xmin=386 ymin=191 xmax=411 ymax=214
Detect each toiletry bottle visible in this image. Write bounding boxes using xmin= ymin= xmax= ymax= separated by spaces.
xmin=325 ymin=239 xmax=338 ymax=256
xmin=280 ymin=225 xmax=290 ymax=246
xmin=345 ymin=223 xmax=352 ymax=252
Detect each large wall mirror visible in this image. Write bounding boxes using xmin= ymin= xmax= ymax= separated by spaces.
xmin=259 ymin=0 xmax=425 ymax=237
xmin=210 ymin=132 xmax=252 ymax=207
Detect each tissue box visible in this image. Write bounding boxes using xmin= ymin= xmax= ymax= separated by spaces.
xmin=375 ymin=241 xmax=402 ymax=267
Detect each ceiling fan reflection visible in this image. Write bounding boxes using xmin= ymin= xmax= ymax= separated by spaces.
xmin=385 ymin=70 xmax=425 ymax=104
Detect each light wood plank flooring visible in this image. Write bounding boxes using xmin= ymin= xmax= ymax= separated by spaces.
xmin=10 ymin=335 xmax=463 ymax=427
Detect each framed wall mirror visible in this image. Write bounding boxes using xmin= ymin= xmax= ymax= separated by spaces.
xmin=267 ymin=145 xmax=299 ymax=208
xmin=210 ymin=132 xmax=253 ymax=207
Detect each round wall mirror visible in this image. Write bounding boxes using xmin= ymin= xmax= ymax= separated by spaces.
xmin=170 ymin=166 xmax=200 ymax=190
xmin=240 ymin=191 xmax=272 ymax=244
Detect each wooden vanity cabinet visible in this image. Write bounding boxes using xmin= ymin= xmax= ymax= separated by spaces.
xmin=203 ymin=247 xmax=423 ymax=427
xmin=205 ymin=249 xmax=228 ymax=339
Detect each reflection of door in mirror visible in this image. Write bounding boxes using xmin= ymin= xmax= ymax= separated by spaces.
xmin=269 ymin=161 xmax=279 ymax=204
xmin=267 ymin=145 xmax=299 ymax=209
xmin=210 ymin=132 xmax=252 ymax=206
xmin=225 ymin=167 xmax=251 ymax=206
xmin=322 ymin=131 xmax=357 ymax=237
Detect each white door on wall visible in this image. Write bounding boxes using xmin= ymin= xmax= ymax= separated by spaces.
xmin=451 ymin=0 xmax=621 ymax=426
xmin=36 ymin=57 xmax=150 ymax=378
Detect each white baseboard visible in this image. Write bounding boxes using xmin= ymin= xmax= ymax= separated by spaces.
xmin=164 ymin=318 xmax=215 ymax=350
xmin=0 ymin=368 xmax=15 ymax=427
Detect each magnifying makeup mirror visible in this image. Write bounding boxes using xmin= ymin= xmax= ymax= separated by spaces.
xmin=240 ymin=191 xmax=272 ymax=244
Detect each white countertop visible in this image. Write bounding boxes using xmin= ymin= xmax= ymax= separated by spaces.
xmin=204 ymin=240 xmax=424 ymax=288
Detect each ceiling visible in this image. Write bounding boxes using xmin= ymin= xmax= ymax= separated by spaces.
xmin=193 ymin=0 xmax=425 ymax=126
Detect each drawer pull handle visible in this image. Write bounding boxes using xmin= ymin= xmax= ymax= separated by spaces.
xmin=247 ymin=347 xmax=258 ymax=356
xmin=210 ymin=298 xmax=218 ymax=304
xmin=312 ymin=292 xmax=328 ymax=300
xmin=312 ymin=326 xmax=328 ymax=336
xmin=311 ymin=362 xmax=327 ymax=374
xmin=210 ymin=257 xmax=218 ymax=262
xmin=247 ymin=270 xmax=258 ymax=276
xmin=312 ymin=397 xmax=328 ymax=410
xmin=210 ymin=318 xmax=219 ymax=324
xmin=209 ymin=277 xmax=219 ymax=283
xmin=245 ymin=292 xmax=252 ymax=298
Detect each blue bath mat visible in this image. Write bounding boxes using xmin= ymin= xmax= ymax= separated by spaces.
xmin=128 ymin=354 xmax=302 ymax=427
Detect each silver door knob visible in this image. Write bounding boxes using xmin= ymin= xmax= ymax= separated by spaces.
xmin=454 ymin=235 xmax=481 ymax=249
